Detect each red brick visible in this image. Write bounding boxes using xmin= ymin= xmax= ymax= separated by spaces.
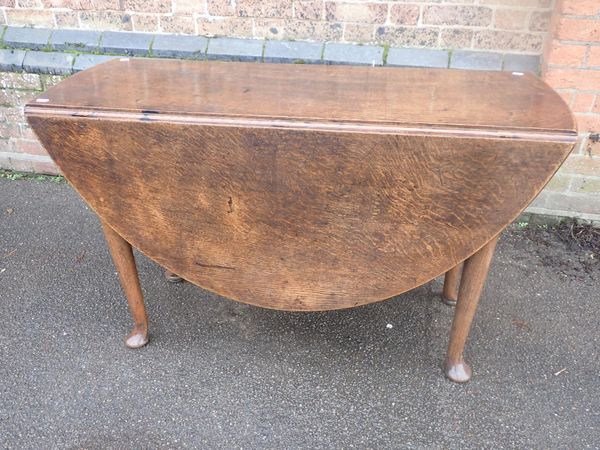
xmin=440 ymin=29 xmax=472 ymax=48
xmin=79 ymin=11 xmax=133 ymax=30
xmin=41 ymin=0 xmax=95 ymax=8
xmin=544 ymin=68 xmax=600 ymax=90
xmin=284 ymin=19 xmax=343 ymax=41
xmin=294 ymin=1 xmax=322 ymax=21
xmin=94 ymin=0 xmax=120 ymax=9
xmin=593 ymin=98 xmax=600 ymax=114
xmin=196 ymin=17 xmax=253 ymax=37
xmin=40 ymin=75 xmax=65 ymax=89
xmin=480 ymin=0 xmax=551 ymax=6
xmin=262 ymin=0 xmax=293 ymax=19
xmin=0 ymin=122 xmax=21 ymax=139
xmin=555 ymin=18 xmax=600 ymax=42
xmin=494 ymin=9 xmax=528 ymax=30
xmin=556 ymin=89 xmax=574 ymax=107
xmin=254 ymin=18 xmax=285 ymax=39
xmin=375 ymin=26 xmax=439 ymax=48
xmin=161 ymin=15 xmax=195 ymax=34
xmin=55 ymin=11 xmax=79 ymax=27
xmin=19 ymin=124 xmax=38 ymax=140
xmin=132 ymin=14 xmax=159 ymax=32
xmin=16 ymin=139 xmax=48 ymax=156
xmin=122 ymin=0 xmax=171 ymax=13
xmin=473 ymin=30 xmax=543 ymax=53
xmin=423 ymin=5 xmax=492 ymax=27
xmin=236 ymin=0 xmax=293 ymax=19
xmin=173 ymin=0 xmax=206 ymax=14
xmin=207 ymin=0 xmax=235 ymax=16
xmin=529 ymin=10 xmax=551 ymax=32
xmin=573 ymin=93 xmax=596 ymax=113
xmin=0 ymin=139 xmax=15 ymax=153
xmin=561 ymin=0 xmax=600 ymax=16
xmin=344 ymin=23 xmax=373 ymax=42
xmin=545 ymin=42 xmax=586 ymax=67
xmin=0 ymin=90 xmax=12 ymax=106
xmin=389 ymin=4 xmax=419 ymax=26
xmin=6 ymin=9 xmax=55 ymax=27
xmin=0 ymin=73 xmax=42 ymax=91
xmin=575 ymin=113 xmax=600 ymax=133
xmin=562 ymin=154 xmax=600 ymax=175
xmin=325 ymin=2 xmax=387 ymax=24
xmin=17 ymin=0 xmax=43 ymax=7
xmin=588 ymin=47 xmax=600 ymax=67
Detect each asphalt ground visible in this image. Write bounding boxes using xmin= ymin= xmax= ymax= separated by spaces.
xmin=1 ymin=177 xmax=598 ymax=449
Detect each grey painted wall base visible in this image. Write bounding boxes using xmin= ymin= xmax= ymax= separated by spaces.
xmin=0 ymin=26 xmax=541 ymax=75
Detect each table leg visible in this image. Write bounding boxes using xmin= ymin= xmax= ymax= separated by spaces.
xmin=442 ymin=263 xmax=463 ymax=306
xmin=101 ymin=220 xmax=149 ymax=349
xmin=444 ymin=234 xmax=500 ymax=383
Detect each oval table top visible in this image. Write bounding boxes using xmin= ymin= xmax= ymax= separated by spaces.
xmin=25 ymin=59 xmax=577 ymax=311
xmin=28 ymin=58 xmax=575 ymax=137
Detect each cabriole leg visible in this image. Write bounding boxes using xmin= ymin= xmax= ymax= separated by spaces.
xmin=101 ymin=221 xmax=149 ymax=349
xmin=445 ymin=235 xmax=500 ymax=383
xmin=442 ymin=263 xmax=463 ymax=306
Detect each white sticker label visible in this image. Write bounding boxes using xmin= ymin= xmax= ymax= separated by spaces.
xmin=35 ymin=98 xmax=50 ymax=103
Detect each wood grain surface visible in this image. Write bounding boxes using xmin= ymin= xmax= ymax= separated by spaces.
xmin=26 ymin=114 xmax=574 ymax=311
xmin=29 ymin=59 xmax=575 ymax=135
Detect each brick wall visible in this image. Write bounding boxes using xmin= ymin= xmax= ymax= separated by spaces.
xmin=0 ymin=72 xmax=62 ymax=174
xmin=0 ymin=1 xmax=553 ymax=54
xmin=533 ymin=0 xmax=600 ymax=220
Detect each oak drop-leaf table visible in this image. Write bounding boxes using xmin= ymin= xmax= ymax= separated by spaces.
xmin=25 ymin=59 xmax=577 ymax=382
